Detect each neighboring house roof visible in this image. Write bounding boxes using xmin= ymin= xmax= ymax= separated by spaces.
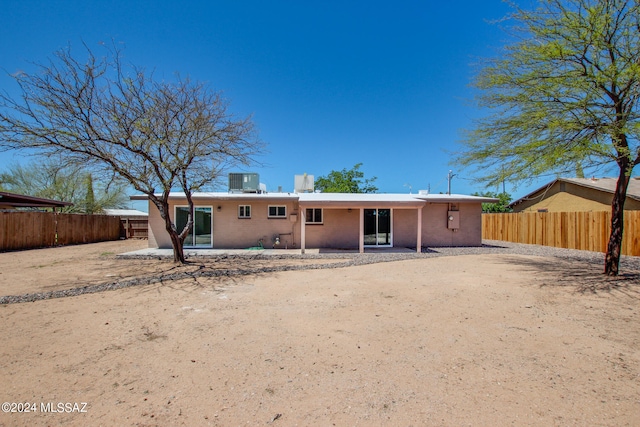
xmin=510 ymin=177 xmax=640 ymax=210
xmin=103 ymin=209 xmax=148 ymax=217
xmin=561 ymin=177 xmax=640 ymax=201
xmin=131 ymin=192 xmax=498 ymax=205
xmin=0 ymin=191 xmax=73 ymax=209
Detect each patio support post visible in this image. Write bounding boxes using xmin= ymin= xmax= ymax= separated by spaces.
xmin=416 ymin=206 xmax=422 ymax=253
xmin=359 ymin=208 xmax=364 ymax=253
xmin=300 ymin=209 xmax=306 ymax=254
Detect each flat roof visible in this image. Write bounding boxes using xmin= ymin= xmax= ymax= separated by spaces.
xmin=130 ymin=192 xmax=299 ymax=201
xmin=131 ymin=191 xmax=498 ymax=205
xmin=298 ymin=192 xmax=426 ymax=208
xmin=415 ymin=194 xmax=499 ymax=203
xmin=103 ymin=209 xmax=149 ymax=216
xmin=298 ymin=193 xmax=418 ymax=202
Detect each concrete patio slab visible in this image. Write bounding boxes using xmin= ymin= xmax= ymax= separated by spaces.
xmin=118 ymin=246 xmax=417 ymax=258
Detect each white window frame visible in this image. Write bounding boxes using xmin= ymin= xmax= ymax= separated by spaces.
xmin=268 ymin=205 xmax=287 ymax=218
xmin=238 ymin=205 xmax=251 ymax=218
xmin=305 ymin=208 xmax=323 ymax=224
xmin=174 ymin=205 xmax=213 ymax=248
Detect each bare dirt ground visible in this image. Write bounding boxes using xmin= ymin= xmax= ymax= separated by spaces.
xmin=0 ymin=240 xmax=639 ymax=426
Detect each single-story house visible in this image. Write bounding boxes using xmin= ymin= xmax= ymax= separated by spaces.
xmin=509 ymin=177 xmax=640 ymax=213
xmin=0 ymin=191 xmax=73 ymax=211
xmin=132 ymin=190 xmax=497 ymax=253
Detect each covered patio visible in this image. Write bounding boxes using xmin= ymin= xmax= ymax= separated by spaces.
xmin=297 ymin=193 xmax=426 ymax=254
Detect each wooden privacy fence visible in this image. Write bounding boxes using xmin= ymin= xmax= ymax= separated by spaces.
xmin=119 ymin=217 xmax=149 ymax=239
xmin=482 ymin=211 xmax=640 ymax=256
xmin=0 ymin=212 xmax=121 ymax=251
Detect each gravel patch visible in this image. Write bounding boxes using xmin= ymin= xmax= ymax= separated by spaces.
xmin=2 ymin=240 xmax=638 ymax=305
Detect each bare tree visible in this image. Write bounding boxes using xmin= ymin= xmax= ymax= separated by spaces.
xmin=0 ymin=44 xmax=263 ymax=262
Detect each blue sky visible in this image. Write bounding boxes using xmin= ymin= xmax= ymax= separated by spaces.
xmin=2 ymin=0 xmax=546 ymax=209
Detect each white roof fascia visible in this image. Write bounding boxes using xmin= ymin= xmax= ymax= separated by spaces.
xmin=130 ymin=191 xmax=497 ymax=204
xmin=130 ymin=192 xmax=299 ymax=201
xmin=298 ymin=193 xmax=426 ymax=208
xmin=413 ymin=194 xmax=499 ymax=203
xmin=299 ymin=193 xmax=421 ymax=202
xmin=194 ymin=192 xmax=299 ymax=201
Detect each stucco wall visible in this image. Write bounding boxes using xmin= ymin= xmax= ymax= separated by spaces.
xmin=212 ymin=200 xmax=300 ymax=249
xmin=517 ymin=191 xmax=609 ymax=212
xmin=304 ymin=208 xmax=360 ymax=249
xmin=147 ymin=204 xmax=165 ymax=249
xmin=148 ymin=200 xmax=201 ymax=249
xmin=147 ymin=198 xmax=300 ymax=249
xmin=146 ymin=198 xmax=484 ymax=249
xmin=422 ymin=203 xmax=482 ymax=246
xmin=514 ymin=181 xmax=640 ymax=212
xmin=393 ymin=209 xmax=419 ymax=248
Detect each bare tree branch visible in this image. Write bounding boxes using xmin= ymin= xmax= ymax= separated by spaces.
xmin=0 ymin=43 xmax=264 ymax=262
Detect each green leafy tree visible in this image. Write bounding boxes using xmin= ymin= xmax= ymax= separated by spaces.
xmin=456 ymin=0 xmax=640 ymax=275
xmin=472 ymin=191 xmax=513 ymax=213
xmin=0 ymin=43 xmax=262 ymax=263
xmin=0 ymin=160 xmax=128 ymax=213
xmin=315 ymin=163 xmax=378 ymax=193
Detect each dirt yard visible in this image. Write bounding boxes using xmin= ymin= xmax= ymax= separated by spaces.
xmin=0 ymin=240 xmax=638 ymax=426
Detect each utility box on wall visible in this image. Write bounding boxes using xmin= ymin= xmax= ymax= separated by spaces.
xmin=447 ymin=211 xmax=460 ymax=229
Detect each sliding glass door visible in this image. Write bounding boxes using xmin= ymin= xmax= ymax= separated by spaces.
xmin=175 ymin=206 xmax=212 ymax=248
xmin=363 ymin=209 xmax=392 ymax=246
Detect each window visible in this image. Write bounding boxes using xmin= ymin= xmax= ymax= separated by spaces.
xmin=268 ymin=205 xmax=287 ymax=218
xmin=238 ymin=205 xmax=251 ymax=218
xmin=305 ymin=208 xmax=323 ymax=224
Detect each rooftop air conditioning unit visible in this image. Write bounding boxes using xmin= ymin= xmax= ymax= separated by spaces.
xmin=228 ymin=173 xmax=260 ymax=193
xmin=294 ymin=174 xmax=314 ymax=193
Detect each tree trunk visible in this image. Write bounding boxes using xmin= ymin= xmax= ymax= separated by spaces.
xmin=162 ymin=208 xmax=186 ymax=263
xmin=167 ymin=226 xmax=186 ymax=263
xmin=604 ymin=168 xmax=630 ymax=276
xmin=153 ymin=196 xmax=187 ymax=264
xmin=149 ymin=193 xmax=190 ymax=264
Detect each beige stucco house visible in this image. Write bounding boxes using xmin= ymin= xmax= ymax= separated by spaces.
xmin=509 ymin=177 xmax=640 ymax=213
xmin=134 ymin=191 xmax=497 ymax=253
